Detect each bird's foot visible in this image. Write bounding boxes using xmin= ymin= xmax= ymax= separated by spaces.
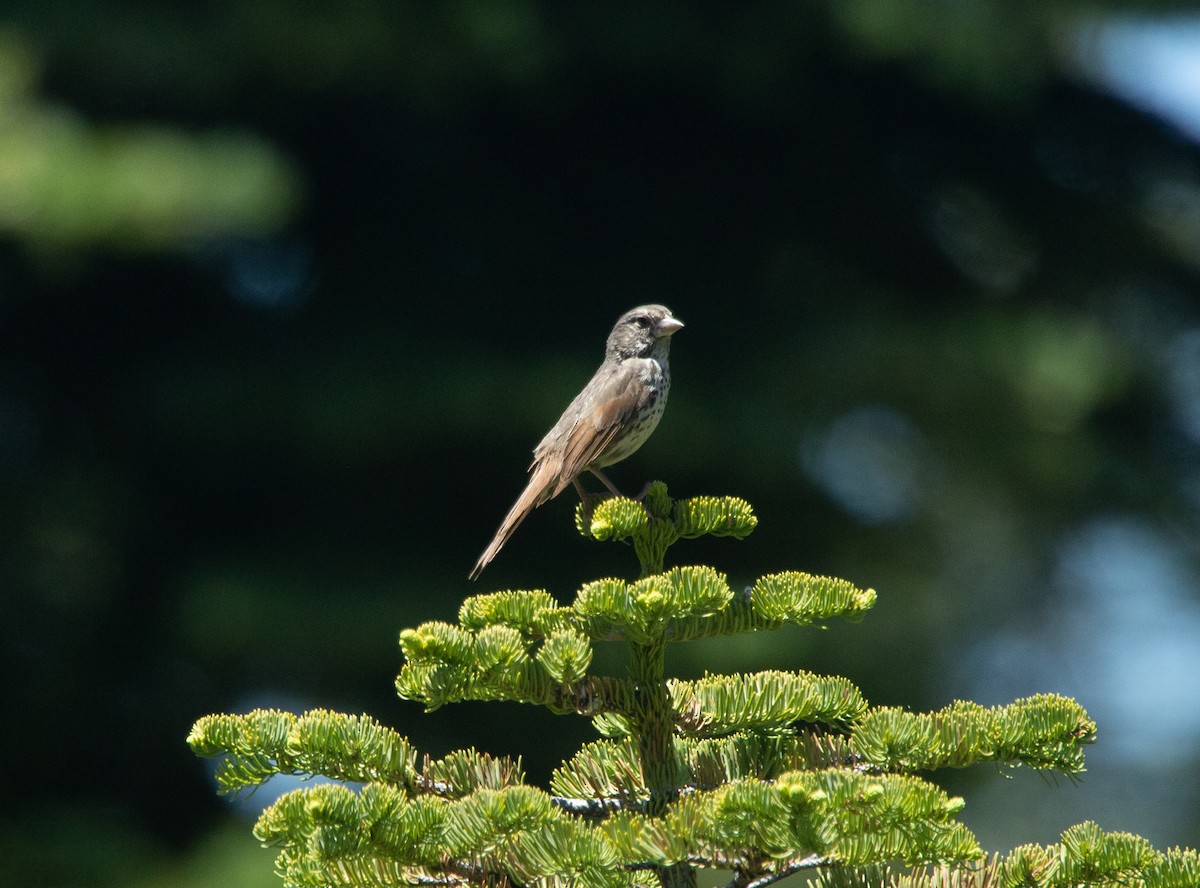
xmin=573 ymin=477 xmax=616 ymax=526
xmin=631 ymin=481 xmax=656 ymax=502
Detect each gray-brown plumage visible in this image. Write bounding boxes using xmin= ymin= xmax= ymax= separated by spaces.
xmin=470 ymin=305 xmax=683 ymax=579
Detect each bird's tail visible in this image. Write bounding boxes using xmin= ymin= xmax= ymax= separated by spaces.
xmin=469 ymin=464 xmax=557 ymax=580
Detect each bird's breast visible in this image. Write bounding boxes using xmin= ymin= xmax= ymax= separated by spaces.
xmin=593 ymin=357 xmax=670 ymax=467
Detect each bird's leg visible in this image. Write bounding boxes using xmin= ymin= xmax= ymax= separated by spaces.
xmin=588 ymin=467 xmax=624 ymax=498
xmin=573 ymin=477 xmax=600 ymax=526
xmin=586 ymin=469 xmax=655 ymax=503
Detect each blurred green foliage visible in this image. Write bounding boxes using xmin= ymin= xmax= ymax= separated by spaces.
xmin=2 ymin=2 xmax=1199 ymax=886
xmin=0 ymin=33 xmax=299 ymax=251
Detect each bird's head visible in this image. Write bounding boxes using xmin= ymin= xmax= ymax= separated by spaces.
xmin=606 ymin=305 xmax=684 ymax=360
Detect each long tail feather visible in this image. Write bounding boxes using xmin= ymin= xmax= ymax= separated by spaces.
xmin=469 ymin=463 xmax=559 ymax=579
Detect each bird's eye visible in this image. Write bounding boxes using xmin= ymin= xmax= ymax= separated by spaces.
xmin=633 ymin=316 xmax=651 ymax=328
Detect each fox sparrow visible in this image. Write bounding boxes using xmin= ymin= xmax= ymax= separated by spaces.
xmin=470 ymin=305 xmax=684 ymax=579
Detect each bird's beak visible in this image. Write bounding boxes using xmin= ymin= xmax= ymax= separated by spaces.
xmin=655 ymin=315 xmax=684 ymax=338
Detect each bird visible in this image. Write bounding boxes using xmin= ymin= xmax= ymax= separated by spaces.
xmin=470 ymin=304 xmax=684 ymax=579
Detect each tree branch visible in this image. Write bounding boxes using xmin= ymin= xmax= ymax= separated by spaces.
xmin=724 ymin=854 xmax=831 ymax=888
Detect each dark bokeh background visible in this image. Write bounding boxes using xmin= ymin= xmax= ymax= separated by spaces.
xmin=3 ymin=3 xmax=1200 ymax=885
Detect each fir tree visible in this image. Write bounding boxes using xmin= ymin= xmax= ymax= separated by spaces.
xmin=189 ymin=483 xmax=1200 ymax=887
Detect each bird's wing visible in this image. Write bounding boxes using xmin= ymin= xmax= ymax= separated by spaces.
xmin=472 ymin=362 xmax=651 ymax=580
xmin=546 ymin=365 xmax=649 ymax=497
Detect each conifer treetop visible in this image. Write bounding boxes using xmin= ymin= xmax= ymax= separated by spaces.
xmin=187 ymin=485 xmax=1187 ymax=888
